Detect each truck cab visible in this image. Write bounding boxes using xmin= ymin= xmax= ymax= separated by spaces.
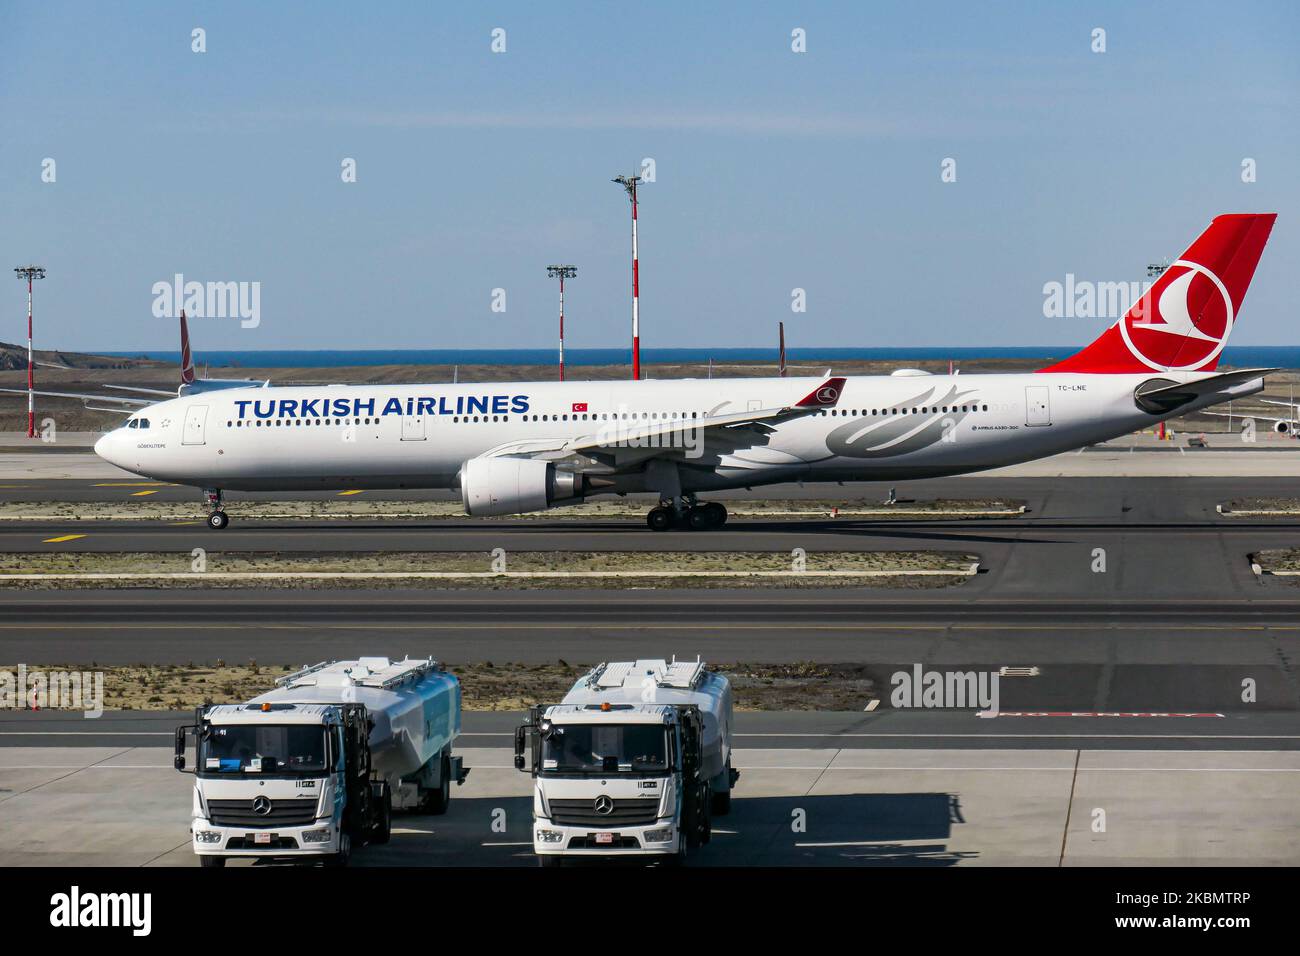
xmin=177 ymin=701 xmax=385 ymax=867
xmin=175 ymin=656 xmax=465 ymax=867
xmin=515 ymin=659 xmax=737 ymax=866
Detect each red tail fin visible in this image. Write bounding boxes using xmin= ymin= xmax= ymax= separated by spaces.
xmin=179 ymin=310 xmax=196 ymax=385
xmin=1041 ymin=213 xmax=1276 ymax=373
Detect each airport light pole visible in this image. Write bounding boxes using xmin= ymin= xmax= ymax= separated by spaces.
xmin=612 ymin=173 xmax=642 ymax=380
xmin=13 ymin=266 xmax=46 ymax=438
xmin=547 ymin=265 xmax=577 ymax=382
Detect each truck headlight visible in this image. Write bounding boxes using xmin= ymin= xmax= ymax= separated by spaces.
xmin=642 ymin=827 xmax=674 ymax=844
xmin=194 ymin=830 xmax=222 ymax=844
xmin=536 ymin=829 xmax=564 ymax=844
xmin=301 ymin=828 xmax=333 ymax=844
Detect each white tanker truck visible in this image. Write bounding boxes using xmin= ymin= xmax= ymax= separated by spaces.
xmin=174 ymin=657 xmax=466 ymax=867
xmin=515 ymin=658 xmax=738 ymax=866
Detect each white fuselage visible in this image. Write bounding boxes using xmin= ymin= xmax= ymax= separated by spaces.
xmin=93 ymin=370 xmax=1260 ymax=496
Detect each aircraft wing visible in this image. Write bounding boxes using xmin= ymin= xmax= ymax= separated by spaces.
xmin=0 ymin=387 xmax=151 ymax=407
xmin=479 ymin=377 xmax=846 ymax=464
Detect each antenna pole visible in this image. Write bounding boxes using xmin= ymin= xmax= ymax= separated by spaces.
xmin=13 ymin=266 xmax=46 ymax=439
xmin=612 ymin=173 xmax=643 ymax=380
xmin=546 ymin=265 xmax=577 ymax=383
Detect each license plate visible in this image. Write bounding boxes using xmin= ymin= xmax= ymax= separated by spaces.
xmin=254 ymin=832 xmax=271 ymax=845
xmin=594 ymin=832 xmax=614 ymax=845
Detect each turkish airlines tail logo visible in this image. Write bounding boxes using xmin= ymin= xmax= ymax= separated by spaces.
xmin=1042 ymin=213 xmax=1276 ymax=374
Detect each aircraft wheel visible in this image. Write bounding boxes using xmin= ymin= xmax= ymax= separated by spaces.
xmin=207 ymin=511 xmax=229 ymax=530
xmin=704 ymin=502 xmax=727 ymax=528
xmin=647 ymin=507 xmax=673 ymax=531
xmin=687 ymin=507 xmax=712 ymax=531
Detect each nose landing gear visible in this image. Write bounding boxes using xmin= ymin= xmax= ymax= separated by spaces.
xmin=204 ymin=489 xmax=229 ymax=529
xmin=645 ymin=498 xmax=727 ymax=532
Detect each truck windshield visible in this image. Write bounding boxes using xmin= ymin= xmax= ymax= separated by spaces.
xmin=541 ymin=723 xmax=669 ymax=773
xmin=199 ymin=724 xmax=329 ymax=774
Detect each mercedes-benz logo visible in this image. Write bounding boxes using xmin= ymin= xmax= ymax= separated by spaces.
xmin=252 ymin=796 xmax=273 ymax=816
xmin=593 ymin=795 xmax=614 ymax=815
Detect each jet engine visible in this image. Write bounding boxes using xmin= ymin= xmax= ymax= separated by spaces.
xmin=1276 ymin=420 xmax=1291 ymax=435
xmin=459 ymin=457 xmax=584 ymax=517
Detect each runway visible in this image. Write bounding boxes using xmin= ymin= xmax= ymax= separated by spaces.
xmin=1 ymin=473 xmax=1298 ymax=714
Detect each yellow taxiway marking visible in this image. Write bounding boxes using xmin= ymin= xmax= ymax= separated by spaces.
xmin=337 ymin=489 xmax=365 ymax=496
xmin=130 ymin=490 xmax=159 ymax=496
xmin=41 ymin=534 xmax=87 ymax=543
xmin=172 ymin=520 xmax=203 ymax=526
xmin=90 ymin=482 xmax=172 ymax=488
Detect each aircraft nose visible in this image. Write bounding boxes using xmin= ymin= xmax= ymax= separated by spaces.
xmin=94 ymin=432 xmax=116 ymax=463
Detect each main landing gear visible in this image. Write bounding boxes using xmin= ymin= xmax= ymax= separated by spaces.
xmin=204 ymin=488 xmax=229 ymax=530
xmin=646 ymin=497 xmax=727 ymax=532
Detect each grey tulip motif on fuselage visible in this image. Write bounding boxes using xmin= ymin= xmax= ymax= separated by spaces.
xmin=823 ymin=384 xmax=981 ymax=459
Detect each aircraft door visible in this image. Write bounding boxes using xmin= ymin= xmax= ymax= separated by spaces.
xmin=401 ymin=413 xmax=426 ymax=441
xmin=1024 ymin=386 xmax=1051 ymax=427
xmin=183 ymin=404 xmax=209 ymax=445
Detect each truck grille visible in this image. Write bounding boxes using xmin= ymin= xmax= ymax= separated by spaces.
xmin=207 ymin=798 xmax=319 ymax=829
xmin=548 ymin=798 xmax=660 ymax=828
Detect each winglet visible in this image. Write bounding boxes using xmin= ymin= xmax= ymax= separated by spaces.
xmin=795 ymin=376 xmax=845 ymax=408
xmin=180 ymin=310 xmax=196 ymax=385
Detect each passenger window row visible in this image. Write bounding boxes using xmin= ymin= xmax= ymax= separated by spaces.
xmin=820 ymin=404 xmax=989 ymax=416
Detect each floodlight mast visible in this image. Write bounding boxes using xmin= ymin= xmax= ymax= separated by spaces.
xmin=13 ymin=266 xmax=47 ymax=438
xmin=612 ymin=173 xmax=642 ymax=380
xmin=546 ymin=265 xmax=577 ymax=382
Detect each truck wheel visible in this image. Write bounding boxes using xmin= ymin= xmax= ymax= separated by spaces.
xmin=423 ymin=754 xmax=452 ymax=815
xmin=199 ymin=856 xmax=226 ymax=869
xmin=372 ymin=788 xmax=392 ymax=845
xmin=325 ymin=832 xmax=351 ymax=867
xmin=663 ymin=839 xmax=688 ymax=867
xmin=711 ymin=764 xmax=733 ymax=815
xmin=538 ymin=855 xmax=563 ymax=869
xmin=710 ymin=789 xmax=731 ymax=815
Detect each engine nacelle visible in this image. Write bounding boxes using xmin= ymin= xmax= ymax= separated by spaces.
xmin=459 ymin=457 xmax=583 ymax=517
xmin=1275 ymin=420 xmax=1291 ymax=435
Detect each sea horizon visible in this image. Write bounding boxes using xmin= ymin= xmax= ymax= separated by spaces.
xmin=97 ymin=345 xmax=1300 ymax=370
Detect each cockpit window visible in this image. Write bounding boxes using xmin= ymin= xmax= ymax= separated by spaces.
xmin=126 ymin=418 xmax=149 ymax=430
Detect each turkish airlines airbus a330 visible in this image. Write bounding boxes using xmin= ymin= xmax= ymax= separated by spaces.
xmin=86 ymin=213 xmax=1275 ymax=530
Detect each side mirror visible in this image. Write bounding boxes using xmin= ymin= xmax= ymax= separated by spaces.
xmin=513 ymin=726 xmax=527 ymax=772
xmin=173 ymin=754 xmax=186 ymax=771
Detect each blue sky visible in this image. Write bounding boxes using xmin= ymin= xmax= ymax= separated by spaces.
xmin=1 ymin=1 xmax=1296 ymax=352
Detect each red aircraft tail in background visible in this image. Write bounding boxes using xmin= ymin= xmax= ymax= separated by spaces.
xmin=1041 ymin=213 xmax=1276 ymax=374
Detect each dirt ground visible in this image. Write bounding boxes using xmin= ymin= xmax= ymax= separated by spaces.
xmin=0 ymin=549 xmax=978 ymax=590
xmin=0 ymin=497 xmax=1025 ymax=521
xmin=2 ymin=660 xmax=880 ymax=712
xmin=1224 ymin=498 xmax=1300 ymax=514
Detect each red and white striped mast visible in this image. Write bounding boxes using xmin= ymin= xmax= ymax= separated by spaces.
xmin=546 ymin=265 xmax=576 ymax=382
xmin=612 ymin=173 xmax=643 ymax=380
xmin=13 ymin=266 xmax=46 ymax=439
